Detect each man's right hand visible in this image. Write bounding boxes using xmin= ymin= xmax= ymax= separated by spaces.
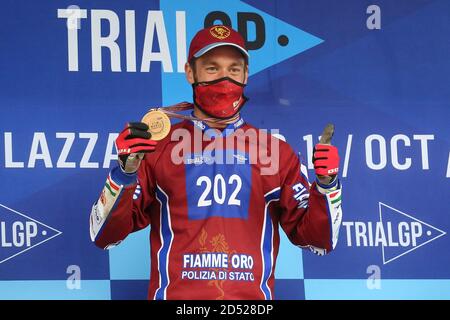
xmin=115 ymin=122 xmax=157 ymax=173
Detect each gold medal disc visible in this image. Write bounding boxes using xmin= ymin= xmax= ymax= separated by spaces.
xmin=141 ymin=110 xmax=171 ymax=141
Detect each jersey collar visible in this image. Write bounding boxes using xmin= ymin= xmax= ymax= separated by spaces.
xmin=190 ymin=114 xmax=245 ymax=138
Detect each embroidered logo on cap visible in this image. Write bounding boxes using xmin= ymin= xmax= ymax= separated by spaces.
xmin=210 ymin=26 xmax=231 ymax=40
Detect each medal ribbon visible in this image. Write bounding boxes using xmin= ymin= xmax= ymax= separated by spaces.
xmin=146 ymin=102 xmax=241 ymax=125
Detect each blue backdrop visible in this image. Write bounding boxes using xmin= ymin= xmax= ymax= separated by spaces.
xmin=0 ymin=0 xmax=449 ymax=299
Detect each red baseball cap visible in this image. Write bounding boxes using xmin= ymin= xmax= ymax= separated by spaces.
xmin=188 ymin=25 xmax=249 ymax=62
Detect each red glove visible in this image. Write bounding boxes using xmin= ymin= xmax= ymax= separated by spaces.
xmin=313 ymin=144 xmax=340 ymax=177
xmin=115 ymin=122 xmax=157 ymax=173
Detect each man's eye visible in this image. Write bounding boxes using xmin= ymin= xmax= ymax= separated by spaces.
xmin=206 ymin=67 xmax=217 ymax=71
xmin=231 ymin=68 xmax=242 ymax=73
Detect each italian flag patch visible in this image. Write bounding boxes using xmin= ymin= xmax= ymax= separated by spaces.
xmin=329 ymin=190 xmax=341 ymax=205
xmin=105 ymin=175 xmax=120 ymax=197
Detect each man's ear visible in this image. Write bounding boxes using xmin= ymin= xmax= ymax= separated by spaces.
xmin=243 ymin=65 xmax=249 ymax=84
xmin=185 ymin=62 xmax=195 ymax=84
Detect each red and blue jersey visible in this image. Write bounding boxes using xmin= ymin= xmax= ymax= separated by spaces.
xmin=90 ymin=118 xmax=342 ymax=300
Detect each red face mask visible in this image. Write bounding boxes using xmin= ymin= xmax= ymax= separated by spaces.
xmin=193 ymin=77 xmax=248 ymax=119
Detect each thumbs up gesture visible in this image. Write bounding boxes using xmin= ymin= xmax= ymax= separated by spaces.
xmin=313 ymin=124 xmax=340 ymax=185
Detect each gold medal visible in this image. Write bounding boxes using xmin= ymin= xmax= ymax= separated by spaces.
xmin=141 ymin=109 xmax=171 ymax=141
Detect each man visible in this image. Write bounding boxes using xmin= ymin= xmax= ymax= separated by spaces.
xmin=89 ymin=25 xmax=342 ymax=300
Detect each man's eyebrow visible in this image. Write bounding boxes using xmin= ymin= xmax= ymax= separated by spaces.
xmin=229 ymin=62 xmax=244 ymax=67
xmin=200 ymin=60 xmax=244 ymax=67
xmin=200 ymin=59 xmax=219 ymax=66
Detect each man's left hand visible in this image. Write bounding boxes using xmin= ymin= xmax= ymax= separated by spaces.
xmin=313 ymin=144 xmax=340 ymax=185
